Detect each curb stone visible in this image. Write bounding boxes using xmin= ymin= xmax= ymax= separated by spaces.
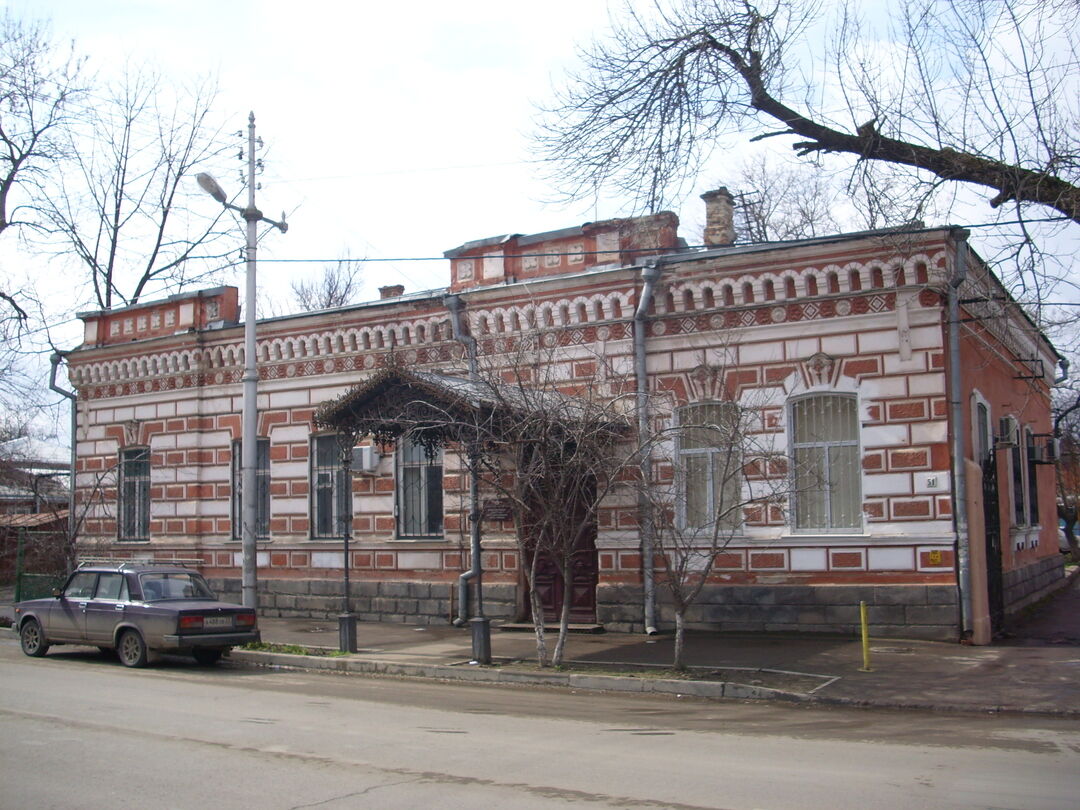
xmin=5 ymin=626 xmax=1078 ymax=717
xmin=227 ymin=650 xmax=830 ymax=704
xmin=225 ymin=649 xmax=1080 ymax=716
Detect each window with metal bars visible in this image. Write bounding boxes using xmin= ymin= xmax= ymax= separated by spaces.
xmin=676 ymin=402 xmax=742 ymax=532
xmin=1026 ymin=429 xmax=1041 ymax=527
xmin=790 ymin=394 xmax=862 ymax=531
xmin=232 ymin=438 xmax=271 ymax=540
xmin=118 ymin=447 xmax=150 ymax=541
xmin=310 ymin=434 xmax=351 ymax=539
xmin=397 ymin=435 xmax=443 ymax=538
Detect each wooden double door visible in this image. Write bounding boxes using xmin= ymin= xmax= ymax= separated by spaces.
xmin=529 ymin=543 xmax=598 ymax=623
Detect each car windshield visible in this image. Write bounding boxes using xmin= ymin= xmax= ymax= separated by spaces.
xmin=138 ymin=572 xmax=215 ymax=601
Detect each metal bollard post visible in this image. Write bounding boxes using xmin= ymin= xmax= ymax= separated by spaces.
xmin=338 ymin=613 xmax=357 ymax=653
xmin=470 ymin=616 xmax=491 ymax=664
xmin=858 ymin=600 xmax=873 ymax=672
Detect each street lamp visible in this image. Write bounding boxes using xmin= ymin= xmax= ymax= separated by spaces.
xmin=197 ymin=112 xmax=287 ymax=611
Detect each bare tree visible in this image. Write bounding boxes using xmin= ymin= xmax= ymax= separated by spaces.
xmin=538 ymin=0 xmax=1080 ymax=291
xmin=1054 ymin=386 xmax=1080 ymax=560
xmin=468 ymin=351 xmax=636 ymax=667
xmin=290 ymin=254 xmax=365 ymax=312
xmin=316 ymin=345 xmax=639 ymax=668
xmin=31 ymin=68 xmax=236 ymax=309
xmin=732 ymin=155 xmax=845 ymax=242
xmin=0 ymin=13 xmax=86 ymax=319
xmin=635 ymin=358 xmax=792 ymax=669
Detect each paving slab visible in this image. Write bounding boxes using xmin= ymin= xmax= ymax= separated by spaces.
xmin=6 ymin=567 xmax=1079 ymax=715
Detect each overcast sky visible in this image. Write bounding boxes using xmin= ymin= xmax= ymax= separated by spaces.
xmin=4 ymin=0 xmax=1076 ymax=440
xmin=6 ymin=0 xmax=704 ymax=311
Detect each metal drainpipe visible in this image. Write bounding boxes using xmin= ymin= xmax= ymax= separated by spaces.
xmin=49 ymin=353 xmax=77 ymax=565
xmin=443 ymin=295 xmax=483 ymax=626
xmin=635 ymin=262 xmax=661 ymax=635
xmin=947 ymin=230 xmax=972 ymax=637
xmin=1054 ymin=358 xmax=1070 ymax=385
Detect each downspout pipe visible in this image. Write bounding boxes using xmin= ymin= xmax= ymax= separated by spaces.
xmin=635 ymin=261 xmax=661 ymax=635
xmin=443 ymin=295 xmax=483 ymax=627
xmin=49 ymin=353 xmax=77 ymax=567
xmin=947 ymin=231 xmax=972 ymax=638
xmin=1054 ymin=358 xmax=1069 ymax=385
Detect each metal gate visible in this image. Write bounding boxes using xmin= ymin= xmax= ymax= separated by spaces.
xmin=982 ymin=451 xmax=1005 ymax=634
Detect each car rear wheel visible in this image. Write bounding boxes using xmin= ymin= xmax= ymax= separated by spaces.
xmin=117 ymin=629 xmax=149 ymax=668
xmin=192 ymin=648 xmax=224 ymax=666
xmin=20 ymin=619 xmax=49 ymax=657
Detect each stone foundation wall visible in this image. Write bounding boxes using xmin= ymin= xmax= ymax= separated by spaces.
xmin=1004 ymin=555 xmax=1065 ymax=615
xmin=210 ymin=577 xmax=518 ymax=625
xmin=598 ymin=583 xmax=961 ymax=641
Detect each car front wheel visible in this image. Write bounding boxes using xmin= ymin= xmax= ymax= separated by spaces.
xmin=192 ymin=648 xmax=224 ymax=666
xmin=20 ymin=619 xmax=49 ymax=657
xmin=117 ymin=629 xmax=149 ymax=668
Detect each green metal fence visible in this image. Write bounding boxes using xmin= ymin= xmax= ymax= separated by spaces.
xmin=16 ymin=572 xmax=66 ymax=601
xmin=4 ymin=528 xmax=70 ymax=602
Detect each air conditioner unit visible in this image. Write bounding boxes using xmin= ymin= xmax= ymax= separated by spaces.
xmin=350 ymin=445 xmax=381 ymax=475
xmin=996 ymin=417 xmax=1018 ymax=448
xmin=1028 ymin=441 xmax=1047 ymax=464
xmin=1030 ymin=436 xmax=1059 ymax=465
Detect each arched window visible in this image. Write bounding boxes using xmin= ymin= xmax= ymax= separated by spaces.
xmin=677 ymin=402 xmax=743 ymax=532
xmin=790 ymin=394 xmax=861 ymax=531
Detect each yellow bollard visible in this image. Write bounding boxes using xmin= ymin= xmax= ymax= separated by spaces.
xmin=859 ymin=600 xmax=873 ymax=672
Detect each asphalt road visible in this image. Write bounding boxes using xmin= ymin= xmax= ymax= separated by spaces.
xmin=2 ymin=640 xmax=1078 ymax=810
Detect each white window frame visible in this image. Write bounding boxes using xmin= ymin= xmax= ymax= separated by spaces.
xmin=971 ymin=391 xmax=993 ymax=464
xmin=118 ymin=446 xmax=151 ymax=542
xmin=396 ymin=434 xmax=444 ymax=539
xmin=310 ymin=434 xmax=351 ymax=540
xmin=675 ymin=401 xmax=743 ymax=534
xmin=789 ymin=393 xmax=863 ymax=532
xmin=232 ymin=437 xmax=271 ymax=541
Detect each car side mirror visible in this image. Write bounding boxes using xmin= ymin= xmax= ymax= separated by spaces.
xmin=52 ymin=588 xmax=63 ymax=598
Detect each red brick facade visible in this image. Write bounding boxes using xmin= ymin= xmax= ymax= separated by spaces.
xmin=64 ymin=204 xmax=1064 ymax=641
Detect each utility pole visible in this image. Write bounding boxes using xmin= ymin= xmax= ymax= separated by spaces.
xmin=197 ymin=112 xmax=288 ymax=611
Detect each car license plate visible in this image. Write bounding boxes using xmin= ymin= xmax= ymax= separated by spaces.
xmin=204 ymin=616 xmax=232 ymax=628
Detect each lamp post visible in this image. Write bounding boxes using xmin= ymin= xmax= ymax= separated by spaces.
xmin=197 ymin=112 xmax=287 ymax=611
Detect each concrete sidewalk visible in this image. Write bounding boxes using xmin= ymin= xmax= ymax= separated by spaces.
xmin=239 ymin=570 xmax=1080 ymax=716
xmin=6 ymin=570 xmax=1078 ymax=715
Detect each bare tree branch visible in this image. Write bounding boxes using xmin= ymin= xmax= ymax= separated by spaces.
xmin=538 ymin=0 xmax=1080 ymax=226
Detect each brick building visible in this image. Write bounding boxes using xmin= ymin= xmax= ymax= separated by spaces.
xmin=62 ymin=191 xmax=1064 ymax=641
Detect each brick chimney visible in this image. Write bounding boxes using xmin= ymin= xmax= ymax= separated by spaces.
xmin=379 ymin=284 xmax=404 ymax=299
xmin=701 ymin=187 xmax=736 ymax=247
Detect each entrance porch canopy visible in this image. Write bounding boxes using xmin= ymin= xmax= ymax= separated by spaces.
xmin=313 ymin=366 xmax=619 ymax=452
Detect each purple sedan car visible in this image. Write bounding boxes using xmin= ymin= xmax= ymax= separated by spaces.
xmin=15 ymin=563 xmax=259 ymax=667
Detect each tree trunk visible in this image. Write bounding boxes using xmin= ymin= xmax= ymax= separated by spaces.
xmin=673 ymin=609 xmax=686 ymax=672
xmin=551 ymin=570 xmax=573 ymax=668
xmin=527 ymin=552 xmax=548 ymax=666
